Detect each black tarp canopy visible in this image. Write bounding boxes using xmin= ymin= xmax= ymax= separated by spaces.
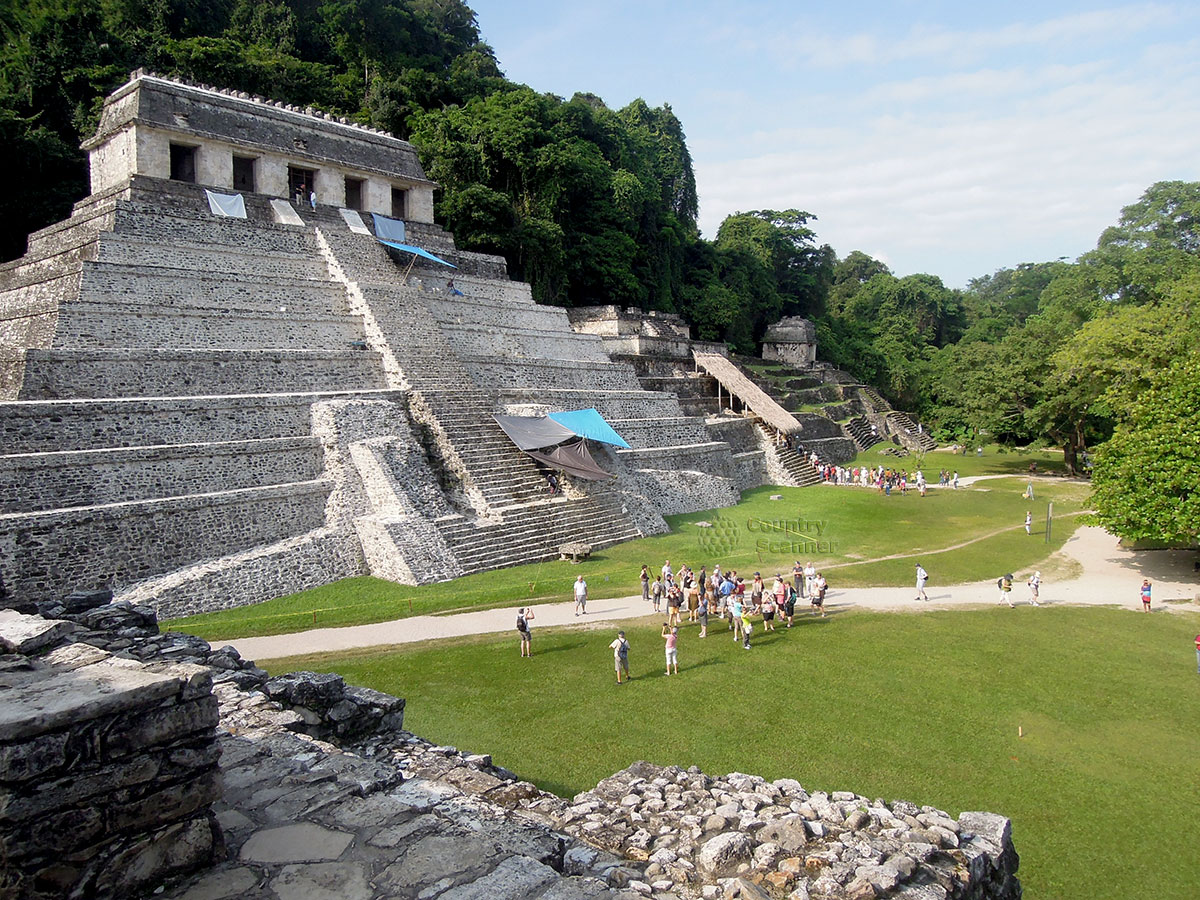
xmin=526 ymin=441 xmax=613 ymax=481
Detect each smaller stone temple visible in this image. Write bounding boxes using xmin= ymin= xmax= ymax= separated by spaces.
xmin=762 ymin=316 xmax=817 ymax=367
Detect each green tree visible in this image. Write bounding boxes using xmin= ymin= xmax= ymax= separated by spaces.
xmin=1090 ymin=356 xmax=1200 ymax=544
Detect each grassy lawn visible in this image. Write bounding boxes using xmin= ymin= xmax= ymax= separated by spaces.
xmin=169 ymin=478 xmax=1091 ymax=641
xmin=267 ymin=605 xmax=1200 ymax=900
xmin=851 ymin=442 xmax=1071 ymax=479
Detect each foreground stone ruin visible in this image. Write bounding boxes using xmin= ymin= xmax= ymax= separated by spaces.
xmin=0 ymin=597 xmax=1021 ymax=899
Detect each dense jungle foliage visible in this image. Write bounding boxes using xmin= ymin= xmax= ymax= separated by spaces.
xmin=2 ymin=0 xmax=1197 ymax=541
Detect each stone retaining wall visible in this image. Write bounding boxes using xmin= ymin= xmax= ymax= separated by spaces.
xmin=14 ymin=347 xmax=386 ymax=400
xmin=466 ymin=356 xmax=643 ymax=391
xmin=0 ymin=392 xmax=380 ymax=454
xmin=0 ymin=480 xmax=332 ymax=606
xmin=0 ymin=437 xmax=323 ymax=514
xmin=441 ymin=322 xmax=612 ymax=363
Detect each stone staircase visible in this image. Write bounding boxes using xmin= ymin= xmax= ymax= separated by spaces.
xmin=845 ymin=416 xmax=878 ymax=451
xmin=756 ymin=424 xmax=823 ymax=487
xmin=886 ymin=411 xmax=938 ymax=452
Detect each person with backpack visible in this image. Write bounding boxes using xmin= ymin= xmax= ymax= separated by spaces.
xmin=650 ymin=574 xmax=664 ymax=612
xmin=516 ymin=607 xmax=534 ymax=657
xmin=915 ymin=564 xmax=929 ymax=602
xmin=997 ymin=574 xmax=1015 ymax=607
xmin=609 ymin=630 xmax=630 ymax=684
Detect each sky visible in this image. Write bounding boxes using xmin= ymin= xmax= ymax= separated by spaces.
xmin=468 ymin=1 xmax=1200 ymax=286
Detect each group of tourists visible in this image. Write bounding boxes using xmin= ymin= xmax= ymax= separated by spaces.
xmin=812 ymin=464 xmax=957 ymax=496
xmin=601 ymin=559 xmax=832 ymax=679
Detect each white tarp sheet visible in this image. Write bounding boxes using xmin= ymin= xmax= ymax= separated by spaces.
xmin=206 ymin=190 xmax=247 ymax=218
xmin=372 ymin=213 xmax=406 ymax=243
xmin=339 ymin=208 xmax=371 ymax=235
xmin=269 ymin=198 xmax=305 ymax=226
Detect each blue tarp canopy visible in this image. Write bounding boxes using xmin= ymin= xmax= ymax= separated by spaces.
xmin=548 ymin=408 xmax=631 ymax=449
xmin=377 ymin=239 xmax=457 ymax=268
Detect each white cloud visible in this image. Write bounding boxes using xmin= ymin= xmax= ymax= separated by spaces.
xmin=760 ymin=3 xmax=1187 ymax=68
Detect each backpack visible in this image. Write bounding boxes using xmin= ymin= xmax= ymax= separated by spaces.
xmin=516 ymin=614 xmax=527 ymax=632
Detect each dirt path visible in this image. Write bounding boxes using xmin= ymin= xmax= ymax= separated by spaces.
xmin=228 ymin=525 xmax=1199 ymax=662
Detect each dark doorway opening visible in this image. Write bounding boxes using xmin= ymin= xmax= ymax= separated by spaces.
xmin=169 ymin=144 xmax=197 ymax=183
xmin=232 ymin=156 xmax=256 ymax=192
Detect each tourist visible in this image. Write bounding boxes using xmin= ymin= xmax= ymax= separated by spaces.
xmin=741 ymin=603 xmax=754 ymax=649
xmin=783 ymin=581 xmax=796 ymax=627
xmin=650 ymin=574 xmax=664 ymax=612
xmin=761 ymin=581 xmax=778 ymax=632
xmin=1027 ymin=571 xmax=1042 ymax=606
xmin=793 ymin=560 xmax=805 ymax=598
xmin=447 ymin=279 xmax=464 ymax=296
xmin=516 ymin=607 xmax=534 ymax=657
xmin=1024 ymin=511 xmax=1032 ymax=535
xmin=750 ymin=572 xmax=764 ymax=610
xmin=915 ymin=564 xmax=929 ymax=602
xmin=804 ymin=561 xmax=817 ymax=599
xmin=814 ymin=572 xmax=828 ymax=617
xmin=662 ymin=559 xmax=673 ymax=582
xmin=730 ymin=591 xmax=744 ymax=642
xmin=698 ymin=591 xmax=709 ymax=638
xmin=666 ymin=580 xmax=682 ymax=627
xmin=997 ymin=573 xmax=1015 ymax=607
xmin=1140 ymin=579 xmax=1152 ymax=612
xmin=573 ymin=575 xmax=588 ymax=616
xmin=309 ymin=187 xmax=317 ymax=210
xmin=610 ymin=630 xmax=630 ymax=684
xmin=687 ymin=577 xmax=700 ymax=622
xmin=640 ymin=565 xmax=650 ymax=601
xmin=1195 ymin=633 xmax=1200 ymax=674
xmin=952 ymin=471 xmax=959 ymax=490
xmin=662 ymin=623 xmax=679 ymax=675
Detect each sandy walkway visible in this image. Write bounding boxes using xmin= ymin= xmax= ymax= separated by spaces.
xmin=228 ymin=525 xmax=1199 ymax=662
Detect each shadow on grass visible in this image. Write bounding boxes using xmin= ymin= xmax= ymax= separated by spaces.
xmin=531 ymin=640 xmax=590 ymax=656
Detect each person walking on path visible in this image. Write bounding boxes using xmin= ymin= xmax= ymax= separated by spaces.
xmin=573 ymin=575 xmax=588 ymax=616
xmin=662 ymin=623 xmax=679 ymax=675
xmin=1025 ymin=511 xmax=1033 ymax=535
xmin=997 ymin=574 xmax=1015 ymax=607
xmin=1140 ymin=579 xmax=1152 ymax=612
xmin=610 ymin=630 xmax=630 ymax=684
xmin=1027 ymin=571 xmax=1042 ymax=606
xmin=516 ymin=607 xmax=534 ymax=657
xmin=640 ymin=565 xmax=650 ymax=601
xmin=952 ymin=471 xmax=959 ymax=490
xmin=915 ymin=564 xmax=929 ymax=602
xmin=804 ymin=561 xmax=817 ymax=599
xmin=793 ymin=561 xmax=805 ymax=598
xmin=650 ymin=575 xmax=664 ymax=613
xmin=814 ymin=573 xmax=828 ymax=617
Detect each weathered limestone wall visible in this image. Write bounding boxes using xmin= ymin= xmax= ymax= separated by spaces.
xmin=14 ymin=347 xmax=386 ymax=400
xmin=0 ymin=480 xmax=331 ymax=606
xmin=0 ymin=437 xmax=323 ymax=514
xmin=0 ymin=612 xmax=221 ymax=900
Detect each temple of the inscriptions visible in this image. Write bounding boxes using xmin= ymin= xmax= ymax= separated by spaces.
xmin=1 ymin=71 xmax=835 ymax=616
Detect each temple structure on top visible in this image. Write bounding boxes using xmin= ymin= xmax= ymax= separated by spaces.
xmin=762 ymin=316 xmax=817 ymax=367
xmin=84 ymin=70 xmax=435 ymax=220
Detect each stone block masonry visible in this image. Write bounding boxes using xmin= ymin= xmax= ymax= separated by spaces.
xmin=0 ymin=480 xmax=332 ymax=603
xmin=0 ymin=625 xmax=221 ymax=900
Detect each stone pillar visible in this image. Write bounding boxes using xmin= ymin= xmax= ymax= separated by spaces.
xmin=314 ymin=168 xmax=345 ymax=208
xmin=197 ymin=143 xmax=233 ymax=190
xmin=258 ymin=156 xmax=289 ymax=199
xmin=407 ymin=186 xmax=435 ymax=224
xmin=364 ymin=178 xmax=392 ymax=217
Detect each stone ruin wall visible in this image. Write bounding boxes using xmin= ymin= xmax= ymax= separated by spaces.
xmin=0 ymin=592 xmax=1022 ymax=900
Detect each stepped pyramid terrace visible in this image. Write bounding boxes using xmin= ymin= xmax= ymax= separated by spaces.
xmin=0 ymin=72 xmax=935 ymax=619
